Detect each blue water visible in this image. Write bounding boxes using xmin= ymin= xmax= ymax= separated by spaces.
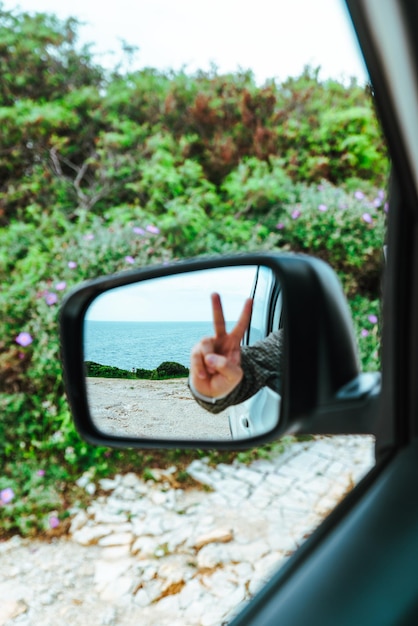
xmin=84 ymin=320 xmax=218 ymax=371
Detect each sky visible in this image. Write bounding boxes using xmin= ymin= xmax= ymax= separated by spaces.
xmin=4 ymin=0 xmax=368 ymax=84
xmin=86 ymin=266 xmax=259 ymax=322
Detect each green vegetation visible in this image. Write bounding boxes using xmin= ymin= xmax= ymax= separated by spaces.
xmin=85 ymin=360 xmax=189 ymax=380
xmin=0 ymin=5 xmax=387 ymax=536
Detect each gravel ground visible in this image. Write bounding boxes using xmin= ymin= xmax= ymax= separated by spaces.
xmin=0 ymin=435 xmax=375 ymax=626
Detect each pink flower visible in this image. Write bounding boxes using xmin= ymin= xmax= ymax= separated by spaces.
xmin=146 ymin=225 xmax=160 ymax=234
xmin=16 ymin=332 xmax=33 ymax=347
xmin=384 ymin=203 xmax=389 ymax=213
xmin=45 ymin=292 xmax=58 ymax=306
xmin=291 ymin=209 xmax=301 ymax=220
xmin=49 ymin=516 xmax=60 ymax=529
xmin=68 ymin=261 xmax=77 ymax=269
xmin=318 ymin=204 xmax=327 ymax=212
xmin=84 ymin=234 xmax=94 ymax=241
xmin=276 ymin=222 xmax=285 ymax=230
xmin=37 ymin=470 xmax=45 ymax=477
xmin=133 ymin=227 xmax=145 ymax=235
xmin=0 ymin=487 xmax=14 ymax=504
xmin=125 ymin=256 xmax=135 ymax=264
xmin=361 ymin=329 xmax=369 ymax=338
xmin=55 ymin=281 xmax=67 ymax=291
xmin=362 ymin=213 xmax=373 ymax=224
xmin=355 ymin=190 xmax=365 ymax=200
xmin=368 ymin=314 xmax=378 ymax=324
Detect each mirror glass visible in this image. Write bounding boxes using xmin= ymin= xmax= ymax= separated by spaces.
xmin=83 ymin=265 xmax=282 ymax=441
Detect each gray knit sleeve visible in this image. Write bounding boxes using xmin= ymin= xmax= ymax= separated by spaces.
xmin=189 ymin=330 xmax=283 ymax=414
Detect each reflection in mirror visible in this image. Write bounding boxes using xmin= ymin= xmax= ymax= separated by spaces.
xmin=83 ymin=265 xmax=282 ymax=441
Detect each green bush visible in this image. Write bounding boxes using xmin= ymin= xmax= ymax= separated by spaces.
xmin=269 ymin=179 xmax=387 ymax=296
xmin=0 ymin=6 xmax=387 ymax=537
xmin=85 ymin=361 xmax=189 ymax=380
xmin=85 ymin=362 xmax=136 ymax=379
xmin=155 ymin=361 xmax=190 ymax=379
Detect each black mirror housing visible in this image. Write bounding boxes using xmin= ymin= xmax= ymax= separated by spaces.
xmin=60 ymin=253 xmax=380 ymax=449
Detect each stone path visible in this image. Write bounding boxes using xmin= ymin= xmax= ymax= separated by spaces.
xmin=0 ymin=436 xmax=374 ymax=626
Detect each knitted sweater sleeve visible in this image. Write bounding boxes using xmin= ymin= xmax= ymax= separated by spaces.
xmin=189 ymin=329 xmax=283 ymax=415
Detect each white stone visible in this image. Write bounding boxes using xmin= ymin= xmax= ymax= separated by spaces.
xmin=265 ymin=472 xmax=294 ymax=492
xmin=138 ymin=563 xmax=158 ymax=581
xmin=131 ymin=516 xmax=165 ymax=538
xmin=93 ymin=511 xmax=129 ymax=525
xmin=99 ymin=478 xmax=119 ymax=491
xmin=200 ymin=570 xmax=237 ymax=597
xmin=72 ymin=525 xmax=112 ymax=546
xmin=151 ymin=491 xmax=169 ymax=505
xmin=185 ymin=592 xmax=224 ymax=623
xmin=94 ymin=559 xmax=132 ymax=588
xmin=155 ymin=592 xmax=181 ymax=613
xmin=76 ymin=472 xmax=92 ymax=488
xmin=230 ymin=561 xmax=254 ymax=581
xmin=177 ymin=578 xmax=206 ymax=610
xmin=158 ymin=559 xmax=192 ymax=584
xmin=201 ymin=608 xmax=230 ymax=626
xmin=228 ymin=539 xmax=270 ymax=564
xmin=133 ymin=588 xmax=152 ymax=608
xmin=131 ymin=536 xmax=159 ymax=558
xmin=253 ymin=551 xmax=284 ymax=578
xmin=69 ymin=510 xmax=89 ymax=533
xmin=165 ymin=526 xmax=193 ymax=552
xmin=233 ymin=466 xmax=264 ymax=487
xmin=100 ymin=545 xmax=132 ymax=560
xmin=114 ymin=487 xmax=137 ymax=501
xmin=99 ymin=606 xmax=117 ymax=625
xmin=197 ymin=543 xmax=232 ymax=569
xmin=0 ymin=599 xmax=28 ymax=623
xmin=0 ymin=535 xmax=24 ymax=552
xmin=160 ymin=512 xmax=185 ymax=533
xmin=104 ymin=500 xmax=146 ymax=518
xmin=265 ymin=528 xmax=297 ymax=553
xmin=121 ymin=472 xmax=140 ymax=488
xmin=98 ymin=532 xmax=134 ymax=547
xmin=99 ymin=576 xmax=133 ymax=602
xmin=136 ymin=578 xmax=165 ymax=604
xmin=192 ymin=528 xmax=233 ymax=550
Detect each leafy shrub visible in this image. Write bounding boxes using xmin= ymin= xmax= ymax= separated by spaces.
xmin=85 ymin=361 xmax=135 ymax=379
xmin=85 ymin=361 xmax=189 ymax=380
xmin=154 ymin=361 xmax=189 ymax=379
xmin=269 ymin=180 xmax=387 ymax=297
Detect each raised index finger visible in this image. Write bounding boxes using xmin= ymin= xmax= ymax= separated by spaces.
xmin=211 ymin=292 xmax=226 ymax=337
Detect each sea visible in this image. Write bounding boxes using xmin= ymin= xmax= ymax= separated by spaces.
xmin=84 ymin=320 xmax=219 ymax=372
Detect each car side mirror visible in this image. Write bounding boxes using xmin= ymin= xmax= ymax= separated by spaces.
xmin=60 ymin=253 xmax=380 ymax=449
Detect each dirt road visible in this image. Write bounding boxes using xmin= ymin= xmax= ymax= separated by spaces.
xmin=86 ymin=377 xmax=231 ymax=440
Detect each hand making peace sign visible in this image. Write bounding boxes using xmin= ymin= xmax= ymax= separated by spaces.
xmin=190 ymin=293 xmax=253 ymax=399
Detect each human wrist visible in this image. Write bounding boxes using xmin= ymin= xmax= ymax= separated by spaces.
xmin=188 ymin=377 xmax=231 ymax=404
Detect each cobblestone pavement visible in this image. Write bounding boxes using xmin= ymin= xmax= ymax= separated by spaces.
xmin=0 ymin=436 xmax=375 ymax=626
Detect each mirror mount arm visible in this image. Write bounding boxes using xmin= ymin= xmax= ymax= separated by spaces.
xmin=295 ymin=372 xmax=381 ymax=436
